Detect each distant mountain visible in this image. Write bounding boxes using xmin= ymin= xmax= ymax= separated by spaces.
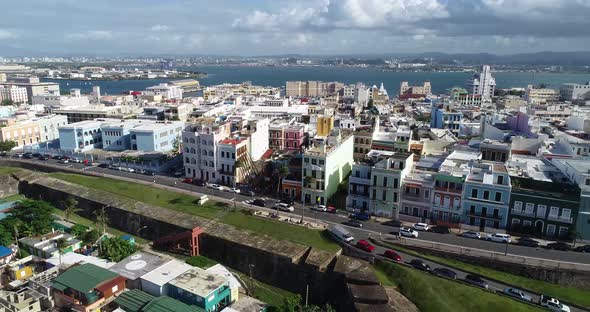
xmin=411 ymin=51 xmax=590 ymax=66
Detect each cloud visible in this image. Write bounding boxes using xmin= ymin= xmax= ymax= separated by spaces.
xmin=67 ymin=30 xmax=112 ymax=40
xmin=0 ymin=29 xmax=17 ymax=39
xmin=151 ymin=24 xmax=170 ymax=32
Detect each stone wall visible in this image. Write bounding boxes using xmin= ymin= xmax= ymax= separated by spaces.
xmin=0 ymin=173 xmax=19 ymax=199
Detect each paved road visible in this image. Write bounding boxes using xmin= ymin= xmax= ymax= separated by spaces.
xmin=4 ymin=156 xmax=590 ymax=265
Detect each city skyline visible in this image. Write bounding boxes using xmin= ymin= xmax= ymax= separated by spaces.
xmin=1 ymin=0 xmax=590 ymax=56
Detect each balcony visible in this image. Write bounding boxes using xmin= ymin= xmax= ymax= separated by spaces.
xmin=547 ymin=215 xmax=573 ymax=224
xmin=350 ymin=176 xmax=371 ymax=185
xmin=466 ymin=212 xmax=503 ymax=221
xmin=510 ymin=209 xmax=535 ymax=217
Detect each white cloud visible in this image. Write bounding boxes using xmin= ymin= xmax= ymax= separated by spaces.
xmin=67 ymin=30 xmax=112 ymax=40
xmin=151 ymin=24 xmax=170 ymax=32
xmin=0 ymin=29 xmax=17 ymax=39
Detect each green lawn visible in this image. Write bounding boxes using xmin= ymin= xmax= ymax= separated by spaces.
xmin=376 ymin=241 xmax=590 ymax=308
xmin=375 ymin=261 xmax=544 ymax=312
xmin=0 ymin=194 xmax=24 ymax=203
xmin=52 ymin=208 xmax=150 ymax=245
xmin=48 ymin=172 xmax=339 ymax=252
xmin=0 ymin=167 xmax=21 ymax=175
xmin=186 ymin=255 xmax=218 ymax=269
xmin=232 ymin=270 xmax=299 ymax=309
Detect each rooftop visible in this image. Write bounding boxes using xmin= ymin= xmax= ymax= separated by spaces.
xmin=108 ymin=252 xmax=170 ymax=280
xmin=168 ymin=267 xmax=229 ymax=298
xmin=140 ymin=259 xmax=192 ymax=287
xmin=53 ymin=263 xmax=119 ymax=294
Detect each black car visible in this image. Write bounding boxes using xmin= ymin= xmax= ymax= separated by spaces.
xmin=23 ymin=153 xmax=33 ymax=159
xmin=574 ymin=245 xmax=590 ymax=253
xmin=97 ymin=163 xmax=109 ymax=168
xmin=252 ymin=199 xmax=266 ymax=207
xmin=343 ymin=220 xmax=362 ymax=228
xmin=409 ymin=259 xmax=431 ymax=272
xmin=38 ymin=155 xmax=49 ymax=161
xmin=433 ymin=267 xmax=457 ymax=279
xmin=464 ymin=274 xmax=489 ymax=289
xmin=193 ymin=179 xmax=207 ymax=187
xmin=0 ymin=152 xmax=8 ymax=157
xmin=31 ymin=153 xmax=41 ymax=158
xmin=517 ymin=237 xmax=540 ymax=248
xmin=430 ymin=226 xmax=451 ymax=234
xmin=51 ymin=155 xmax=63 ymax=160
xmin=279 ymin=198 xmax=295 ymax=206
xmin=545 ymin=242 xmax=571 ymax=251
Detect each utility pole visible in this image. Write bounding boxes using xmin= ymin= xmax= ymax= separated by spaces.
xmin=305 ymin=283 xmax=309 ymax=306
xmin=504 ymin=241 xmax=509 ymax=256
xmin=248 ymin=264 xmax=255 ymax=297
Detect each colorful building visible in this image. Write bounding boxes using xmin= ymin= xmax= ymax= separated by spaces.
xmin=167 ymin=268 xmax=231 ymax=312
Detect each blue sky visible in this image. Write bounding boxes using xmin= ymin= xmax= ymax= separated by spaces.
xmin=1 ymin=0 xmax=589 ymax=56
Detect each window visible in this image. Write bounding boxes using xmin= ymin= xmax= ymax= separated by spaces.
xmin=511 ymin=218 xmax=520 ymax=225
xmin=424 ymin=190 xmax=430 ymax=199
xmin=549 ymin=206 xmax=559 ymax=217
xmin=561 ymin=208 xmax=571 ymax=219
xmin=525 ymin=203 xmax=534 ymax=213
xmin=523 ymin=220 xmax=532 ymax=227
xmin=434 ymin=194 xmax=441 ymax=205
xmin=393 ymin=178 xmax=398 ymax=188
xmin=319 ymin=159 xmax=325 ymax=165
xmin=373 ymin=176 xmax=377 ymax=186
xmin=372 ymin=189 xmax=376 ymax=199
xmin=586 ymin=179 xmax=590 ymax=186
xmin=513 ymin=201 xmax=523 ymax=212
xmin=471 ymin=189 xmax=478 ymax=198
xmin=537 ymin=205 xmax=546 ymax=218
xmin=112 ymin=285 xmax=119 ymax=293
xmin=383 ymin=177 xmax=388 ymax=187
xmin=483 ymin=190 xmax=489 ymax=200
xmin=546 ymin=224 xmax=556 ymax=235
xmin=304 ymin=158 xmax=309 ymax=163
xmin=494 ymin=192 xmax=502 ymax=202
xmin=393 ymin=192 xmax=398 ymax=203
xmin=221 ymin=151 xmax=225 ymax=157
xmin=382 ymin=190 xmax=387 ymax=200
xmin=311 ymin=159 xmax=317 ymax=165
xmin=497 ymin=175 xmax=504 ymax=185
xmin=453 ymin=197 xmax=460 ymax=209
xmin=559 ymin=226 xmax=569 ymax=237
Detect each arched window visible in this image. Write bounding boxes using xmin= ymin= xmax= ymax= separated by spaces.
xmin=202 ymin=150 xmax=207 ymax=155
xmin=190 ymin=148 xmax=195 ymax=153
xmin=189 ymin=138 xmax=195 ymax=144
xmin=185 ymin=157 xmax=190 ymax=163
xmin=208 ymin=151 xmax=213 ymax=156
xmin=184 ymin=147 xmax=189 ymax=153
xmin=84 ymin=141 xmax=89 ymax=146
xmin=131 ymin=134 xmax=136 ymax=140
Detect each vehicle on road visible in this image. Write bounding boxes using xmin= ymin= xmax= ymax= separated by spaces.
xmin=252 ymin=198 xmax=266 ymax=207
xmin=383 ymin=250 xmax=401 ymax=262
xmin=462 ymin=231 xmax=482 ymax=239
xmin=409 ymin=259 xmax=430 ymax=272
xmin=70 ymin=158 xmax=82 ymax=163
xmin=23 ymin=153 xmax=33 ymax=159
xmin=241 ymin=190 xmax=255 ymax=197
xmin=97 ymin=163 xmax=109 ymax=168
xmin=399 ymin=227 xmax=418 ymax=238
xmin=326 ymin=205 xmax=337 ymax=213
xmin=433 ymin=267 xmax=457 ymax=279
xmin=486 ymin=233 xmax=511 ymax=243
xmin=343 ymin=220 xmax=362 ymax=228
xmin=430 ymin=226 xmax=451 ymax=234
xmin=31 ymin=153 xmax=41 ymax=158
xmin=0 ymin=152 xmax=8 ymax=157
xmin=38 ymin=155 xmax=49 ymax=161
xmin=193 ymin=179 xmax=207 ymax=187
xmin=12 ymin=153 xmax=23 ymax=158
xmin=517 ymin=237 xmax=540 ymax=248
xmin=464 ymin=274 xmax=489 ymax=289
xmin=58 ymin=159 xmax=69 ymax=164
xmin=545 ymin=242 xmax=571 ymax=251
xmin=540 ymin=295 xmax=570 ymax=312
xmin=350 ymin=212 xmax=370 ymax=221
xmin=182 ymin=178 xmax=193 ymax=184
xmin=275 ymin=203 xmax=294 ymax=212
xmin=207 ymin=184 xmax=224 ymax=191
xmin=330 ymin=225 xmax=354 ymax=243
xmin=503 ymin=288 xmax=533 ymax=302
xmin=228 ymin=187 xmax=241 ymax=194
xmin=51 ymin=155 xmax=62 ymax=160
xmin=355 ymin=240 xmax=375 ymax=253
xmin=574 ymin=245 xmax=590 ymax=253
xmin=311 ymin=204 xmax=327 ymax=212
xmin=413 ymin=222 xmax=430 ymax=231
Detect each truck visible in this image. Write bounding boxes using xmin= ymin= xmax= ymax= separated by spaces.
xmin=539 ymin=295 xmax=570 ymax=312
xmin=330 ymin=225 xmax=354 ymax=243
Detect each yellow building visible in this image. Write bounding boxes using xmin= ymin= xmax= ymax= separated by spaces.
xmin=0 ymin=119 xmax=41 ymax=147
xmin=316 ymin=115 xmax=334 ymax=136
xmin=8 ymin=256 xmax=34 ymax=281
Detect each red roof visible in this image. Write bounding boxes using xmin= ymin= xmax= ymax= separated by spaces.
xmin=220 ymin=138 xmax=246 ymax=145
xmin=260 ymin=149 xmax=273 ymax=160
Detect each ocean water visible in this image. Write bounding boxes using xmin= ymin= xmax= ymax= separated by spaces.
xmin=42 ymin=65 xmax=590 ymax=96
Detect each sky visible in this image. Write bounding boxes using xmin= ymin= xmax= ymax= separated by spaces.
xmin=1 ymin=0 xmax=590 ymax=56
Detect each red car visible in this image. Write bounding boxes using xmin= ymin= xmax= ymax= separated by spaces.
xmin=355 ymin=240 xmax=375 ymax=253
xmin=383 ymin=249 xmax=402 ymax=262
xmin=326 ymin=205 xmax=337 ymax=213
xmin=182 ymin=178 xmax=193 ymax=184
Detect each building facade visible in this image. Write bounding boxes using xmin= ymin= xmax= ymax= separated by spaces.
xmin=470 ymin=65 xmax=496 ymax=100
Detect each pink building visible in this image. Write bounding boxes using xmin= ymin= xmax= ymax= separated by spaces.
xmin=284 ymin=124 xmax=304 ymax=151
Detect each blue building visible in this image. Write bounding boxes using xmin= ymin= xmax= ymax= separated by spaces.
xmin=431 ymin=102 xmax=462 ymax=137
xmin=167 ymin=268 xmax=231 ymax=312
xmin=462 ymin=161 xmax=511 ymax=230
xmin=102 ymin=122 xmax=134 ymax=151
xmin=130 ymin=122 xmax=183 ymax=153
xmin=57 ymin=120 xmax=103 ymax=152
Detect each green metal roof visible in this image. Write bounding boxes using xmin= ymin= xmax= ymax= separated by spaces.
xmin=115 ymin=290 xmax=156 ymax=312
xmin=143 ymin=296 xmax=205 ymax=312
xmin=52 ymin=263 xmax=119 ymax=294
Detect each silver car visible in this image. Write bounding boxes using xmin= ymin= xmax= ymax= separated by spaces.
xmin=504 ymin=288 xmax=533 ymax=302
xmin=462 ymin=231 xmax=481 ymax=239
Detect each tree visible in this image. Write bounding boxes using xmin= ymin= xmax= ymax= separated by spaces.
xmin=62 ymin=197 xmax=79 ymax=223
xmin=276 ymin=165 xmax=289 ymax=197
xmin=234 ymin=159 xmax=244 ymax=187
xmin=8 ymin=200 xmax=55 ymax=236
xmin=70 ymin=224 xmax=88 ymax=237
xmin=99 ymin=237 xmax=137 ymax=262
xmin=366 ymin=99 xmax=374 ymax=108
xmin=0 ymin=141 xmax=17 ymax=152
xmin=81 ymin=229 xmax=100 ymax=245
xmin=0 ymin=99 xmax=15 ymax=106
xmin=0 ymin=224 xmax=12 ymax=247
xmin=94 ymin=206 xmax=109 ymax=235
xmin=280 ymin=295 xmax=301 ymax=312
xmin=172 ymin=136 xmax=182 ymax=155
xmin=56 ymin=238 xmax=67 ymax=265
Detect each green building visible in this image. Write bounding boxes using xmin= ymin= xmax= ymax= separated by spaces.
xmin=167 ymin=268 xmax=231 ymax=312
xmin=115 ymin=289 xmax=205 ymax=312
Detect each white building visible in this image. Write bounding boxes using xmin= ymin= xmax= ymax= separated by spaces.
xmin=470 ymin=65 xmax=496 ymax=100
xmin=37 ymin=114 xmax=68 ymax=142
xmin=247 ymin=118 xmax=270 ymax=161
xmin=182 ymin=118 xmax=231 ymax=181
xmin=524 ymin=85 xmax=559 ymax=104
xmin=144 ymin=83 xmax=183 ymax=100
xmin=0 ymin=85 xmax=28 ymax=104
xmin=560 ymin=82 xmax=590 ymax=102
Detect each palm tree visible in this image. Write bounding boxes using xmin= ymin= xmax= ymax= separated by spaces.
xmin=56 ymin=238 xmax=67 ymax=266
xmin=94 ymin=206 xmax=109 ymax=236
xmin=62 ymin=197 xmax=79 ymax=223
xmin=276 ymin=165 xmax=290 ymax=198
xmin=233 ymin=159 xmax=243 ymax=188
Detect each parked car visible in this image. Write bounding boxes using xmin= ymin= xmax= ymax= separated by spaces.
xmin=545 ymin=242 xmax=571 ymax=251
xmin=355 ymin=240 xmax=375 ymax=253
xmin=12 ymin=153 xmax=23 ymax=158
xmin=279 ymin=198 xmax=294 ymax=206
xmin=311 ymin=204 xmax=327 ymax=212
xmin=383 ymin=250 xmax=401 ymax=262
xmin=326 ymin=205 xmax=337 ymax=213
xmin=464 ymin=274 xmax=489 ymax=289
xmin=207 ymin=183 xmax=224 ymax=191
xmin=409 ymin=259 xmax=430 ymax=272
xmin=503 ymin=288 xmax=533 ymax=302
xmin=70 ymin=158 xmax=82 ymax=163
xmin=31 ymin=153 xmax=41 ymax=158
xmin=574 ymin=245 xmax=590 ymax=253
xmin=182 ymin=178 xmax=193 ymax=184
xmin=23 ymin=153 xmax=33 ymax=159
xmin=275 ymin=203 xmax=294 ymax=212
xmin=0 ymin=152 xmax=8 ymax=157
xmin=431 ymin=226 xmax=451 ymax=234
xmin=517 ymin=237 xmax=540 ymax=248
xmin=462 ymin=231 xmax=482 ymax=239
xmin=193 ymin=179 xmax=207 ymax=187
xmin=413 ymin=223 xmax=430 ymax=231
xmin=97 ymin=163 xmax=109 ymax=168
xmin=241 ymin=190 xmax=255 ymax=197
xmin=540 ymin=295 xmax=571 ymax=312
xmin=252 ymin=199 xmax=266 ymax=207
xmin=350 ymin=213 xmax=370 ymax=221
xmin=399 ymin=227 xmax=419 ymax=238
xmin=51 ymin=155 xmax=62 ymax=160
xmin=58 ymin=159 xmax=69 ymax=164
xmin=433 ymin=267 xmax=457 ymax=279
xmin=343 ymin=220 xmax=362 ymax=228
xmin=228 ymin=187 xmax=241 ymax=194
xmin=38 ymin=155 xmax=49 ymax=161
xmin=486 ymin=233 xmax=511 ymax=243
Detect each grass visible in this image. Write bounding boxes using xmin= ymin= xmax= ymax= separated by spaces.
xmin=48 ymin=172 xmax=339 ymax=252
xmin=377 ymin=240 xmax=590 ymax=308
xmin=0 ymin=194 xmax=24 ymax=203
xmin=186 ymin=255 xmax=218 ymax=269
xmin=52 ymin=208 xmax=150 ymax=245
xmin=0 ymin=167 xmax=21 ymax=175
xmin=375 ymin=261 xmax=544 ymax=312
xmin=232 ymin=270 xmax=299 ymax=308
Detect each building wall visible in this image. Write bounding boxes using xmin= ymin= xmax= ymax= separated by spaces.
xmin=102 ymin=126 xmax=132 ymax=151
xmin=249 ymin=119 xmax=269 ymax=161
xmin=462 ymin=173 xmax=511 ymax=229
xmin=58 ymin=122 xmax=102 ymax=152
xmin=0 ymin=121 xmax=41 ymax=147
xmin=316 ymin=116 xmax=334 ymax=137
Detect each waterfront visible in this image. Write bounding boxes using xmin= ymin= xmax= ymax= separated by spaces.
xmin=43 ymin=66 xmax=590 ymax=96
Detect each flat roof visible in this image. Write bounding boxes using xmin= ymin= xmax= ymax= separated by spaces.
xmin=169 ymin=267 xmax=228 ymax=298
xmin=109 ymin=252 xmax=170 ymax=280
xmin=140 ymin=259 xmax=192 ymax=287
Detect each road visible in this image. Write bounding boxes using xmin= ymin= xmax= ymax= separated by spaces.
xmin=4 ymin=156 xmax=590 ymax=265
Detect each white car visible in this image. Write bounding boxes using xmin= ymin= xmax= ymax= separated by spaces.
xmin=207 ymin=184 xmax=224 ymax=191
xmin=311 ymin=204 xmax=327 ymax=212
xmin=462 ymin=231 xmax=482 ymax=239
xmin=413 ymin=223 xmax=430 ymax=231
xmin=399 ymin=227 xmax=419 ymax=238
xmin=486 ymin=233 xmax=511 ymax=243
xmin=275 ymin=203 xmax=295 ymax=212
xmin=541 ymin=296 xmax=570 ymax=312
xmin=58 ymin=159 xmax=69 ymax=164
xmin=227 ymin=187 xmax=241 ymax=194
xmin=70 ymin=158 xmax=82 ymax=163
